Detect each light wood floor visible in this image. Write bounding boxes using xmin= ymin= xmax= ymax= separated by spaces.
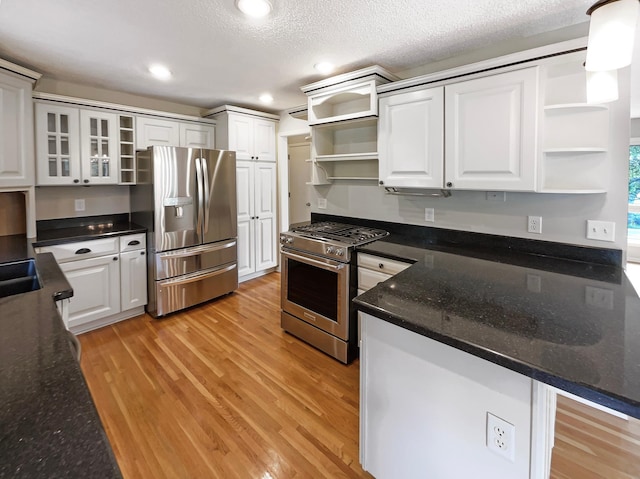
xmin=80 ymin=272 xmax=640 ymax=478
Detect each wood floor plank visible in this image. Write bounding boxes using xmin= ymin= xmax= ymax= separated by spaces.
xmin=79 ymin=272 xmax=640 ymax=478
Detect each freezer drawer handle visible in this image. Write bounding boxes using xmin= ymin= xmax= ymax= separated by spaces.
xmin=160 ymin=263 xmax=237 ymax=286
xmin=158 ymin=240 xmax=236 ymax=259
xmin=75 ymin=248 xmax=91 ymax=255
xmin=127 ymin=240 xmax=141 ymax=246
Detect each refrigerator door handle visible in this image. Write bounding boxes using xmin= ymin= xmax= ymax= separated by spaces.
xmin=195 ymin=156 xmax=204 ymax=238
xmin=201 ymin=157 xmax=211 ymax=235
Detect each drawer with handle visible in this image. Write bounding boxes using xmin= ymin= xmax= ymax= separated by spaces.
xmin=36 ymin=237 xmax=119 ymax=263
xmin=119 ymin=233 xmax=146 ymax=252
xmin=358 ymin=253 xmax=412 ymax=276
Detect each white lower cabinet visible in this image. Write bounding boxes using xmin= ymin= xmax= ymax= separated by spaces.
xmin=37 ymin=233 xmax=147 ymax=333
xmin=236 ymin=160 xmax=277 ymax=281
xmin=60 ymin=254 xmax=120 ymax=330
xmin=119 ymin=238 xmax=147 ymax=311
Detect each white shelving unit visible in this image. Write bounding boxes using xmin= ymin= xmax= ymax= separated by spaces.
xmin=538 ymin=55 xmax=610 ymax=194
xmin=118 ymin=115 xmax=136 ymax=184
xmin=302 ymin=66 xmax=399 ymax=185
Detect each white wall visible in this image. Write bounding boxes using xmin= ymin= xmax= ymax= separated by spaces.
xmin=304 ymin=68 xmax=631 ymax=253
xmin=35 ymin=186 xmax=130 ymax=220
xmin=631 ymin=118 xmax=640 ymax=138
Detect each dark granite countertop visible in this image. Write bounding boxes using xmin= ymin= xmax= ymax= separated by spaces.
xmin=355 ymin=237 xmax=640 ymax=419
xmin=0 ymin=249 xmax=122 ymax=478
xmin=33 ymin=213 xmax=146 ymax=247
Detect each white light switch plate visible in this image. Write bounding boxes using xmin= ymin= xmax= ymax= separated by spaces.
xmin=317 ymin=198 xmax=327 ymax=209
xmin=425 ymin=208 xmax=435 ymax=222
xmin=74 ymin=199 xmax=85 ymax=212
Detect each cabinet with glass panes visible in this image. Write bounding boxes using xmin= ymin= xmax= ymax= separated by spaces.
xmin=35 ymin=101 xmax=120 ymax=185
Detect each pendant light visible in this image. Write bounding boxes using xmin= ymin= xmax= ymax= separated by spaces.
xmin=585 ymin=0 xmax=640 ymax=71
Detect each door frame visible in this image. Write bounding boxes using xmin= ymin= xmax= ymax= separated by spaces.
xmin=277 ymin=127 xmax=311 ymax=237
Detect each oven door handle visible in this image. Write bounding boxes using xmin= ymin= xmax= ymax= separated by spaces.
xmin=281 ymin=250 xmax=345 ymax=271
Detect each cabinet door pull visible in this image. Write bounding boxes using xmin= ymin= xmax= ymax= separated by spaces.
xmin=73 ymin=179 xmax=80 ymax=184
xmin=113 ymin=256 xmax=118 ymax=261
xmin=378 ymin=263 xmax=384 ymax=269
xmin=140 ymin=251 xmax=145 ymax=256
xmin=75 ymin=248 xmax=91 ymax=254
xmin=128 ymin=240 xmax=141 ymax=246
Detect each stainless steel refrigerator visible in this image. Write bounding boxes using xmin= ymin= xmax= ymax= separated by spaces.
xmin=130 ymin=146 xmax=238 ymax=317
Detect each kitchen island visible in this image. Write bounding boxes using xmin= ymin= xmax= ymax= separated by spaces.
xmin=354 ymin=236 xmax=640 ymax=479
xmin=0 ymin=236 xmax=122 ymax=479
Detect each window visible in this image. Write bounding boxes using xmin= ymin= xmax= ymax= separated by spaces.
xmin=629 ymin=139 xmax=640 ymax=263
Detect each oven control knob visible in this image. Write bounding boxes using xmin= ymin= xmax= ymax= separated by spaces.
xmin=326 ymin=247 xmax=335 ymax=254
xmin=335 ymin=249 xmax=344 ymax=256
xmin=279 ymin=235 xmax=286 ymax=243
xmin=286 ymin=237 xmax=293 ymax=244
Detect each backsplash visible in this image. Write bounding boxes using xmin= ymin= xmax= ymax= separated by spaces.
xmin=0 ymin=192 xmax=26 ymax=236
xmin=35 ymin=185 xmax=130 ymax=220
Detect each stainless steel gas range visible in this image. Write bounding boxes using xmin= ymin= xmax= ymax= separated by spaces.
xmin=279 ymin=222 xmax=388 ymax=363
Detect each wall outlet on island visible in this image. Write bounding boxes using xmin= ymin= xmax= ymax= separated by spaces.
xmin=487 ymin=413 xmax=515 ymax=462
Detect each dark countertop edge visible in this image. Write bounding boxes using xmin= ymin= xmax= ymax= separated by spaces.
xmin=33 ymin=224 xmax=146 ymax=247
xmin=354 ymin=299 xmax=640 ymax=419
xmin=35 ymin=251 xmax=73 ymax=300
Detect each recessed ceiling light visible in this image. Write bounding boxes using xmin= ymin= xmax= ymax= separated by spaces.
xmin=314 ymin=62 xmax=335 ymax=75
xmin=236 ymin=0 xmax=272 ymax=18
xmin=259 ymin=93 xmax=274 ymax=104
xmin=148 ymin=64 xmax=172 ymax=81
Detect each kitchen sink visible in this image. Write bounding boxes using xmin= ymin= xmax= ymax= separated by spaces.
xmin=0 ymin=259 xmax=41 ymax=298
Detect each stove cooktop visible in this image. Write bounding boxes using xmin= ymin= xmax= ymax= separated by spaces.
xmin=290 ymin=222 xmax=388 ymax=246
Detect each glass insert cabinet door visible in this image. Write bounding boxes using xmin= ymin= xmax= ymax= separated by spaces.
xmin=35 ymin=103 xmax=81 ymax=185
xmin=79 ymin=110 xmax=119 ymax=184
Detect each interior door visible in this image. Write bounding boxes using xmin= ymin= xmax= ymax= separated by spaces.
xmin=153 ymin=146 xmax=199 ymax=252
xmin=200 ymin=149 xmax=237 ymax=244
xmin=288 ymin=142 xmax=311 ymax=225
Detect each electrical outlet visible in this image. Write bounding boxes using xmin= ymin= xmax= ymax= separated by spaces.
xmin=317 ymin=198 xmax=327 ymax=209
xmin=74 ymin=199 xmax=85 ymax=212
xmin=527 ymin=216 xmax=542 ymax=234
xmin=487 ymin=413 xmax=515 ymax=462
xmin=425 ymin=208 xmax=435 ymax=222
xmin=586 ymin=220 xmax=615 ymax=242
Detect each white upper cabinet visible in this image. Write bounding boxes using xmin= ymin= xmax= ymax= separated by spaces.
xmin=378 ymin=87 xmax=444 ymax=188
xmin=135 ymin=117 xmax=180 ymax=149
xmin=36 ymin=104 xmax=119 ymax=185
xmin=179 ymin=122 xmax=215 ymax=149
xmin=207 ymin=106 xmax=278 ymax=162
xmin=79 ymin=109 xmax=119 ymax=185
xmin=444 ymin=67 xmax=538 ymax=191
xmin=227 ymin=113 xmax=276 ymax=161
xmin=378 ymin=67 xmax=539 ymax=192
xmin=0 ymin=71 xmax=35 ymax=187
xmin=36 ymin=103 xmax=81 ymax=185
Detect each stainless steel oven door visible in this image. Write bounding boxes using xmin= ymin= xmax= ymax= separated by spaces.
xmin=281 ymin=248 xmax=350 ymax=340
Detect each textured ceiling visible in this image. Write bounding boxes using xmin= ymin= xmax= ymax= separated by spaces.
xmin=0 ymin=0 xmax=635 ymax=115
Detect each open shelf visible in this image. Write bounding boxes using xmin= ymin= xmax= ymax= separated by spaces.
xmin=308 ymin=80 xmax=377 ymax=125
xmin=119 ymin=115 xmax=136 ymax=184
xmin=315 ymin=152 xmax=378 ymax=162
